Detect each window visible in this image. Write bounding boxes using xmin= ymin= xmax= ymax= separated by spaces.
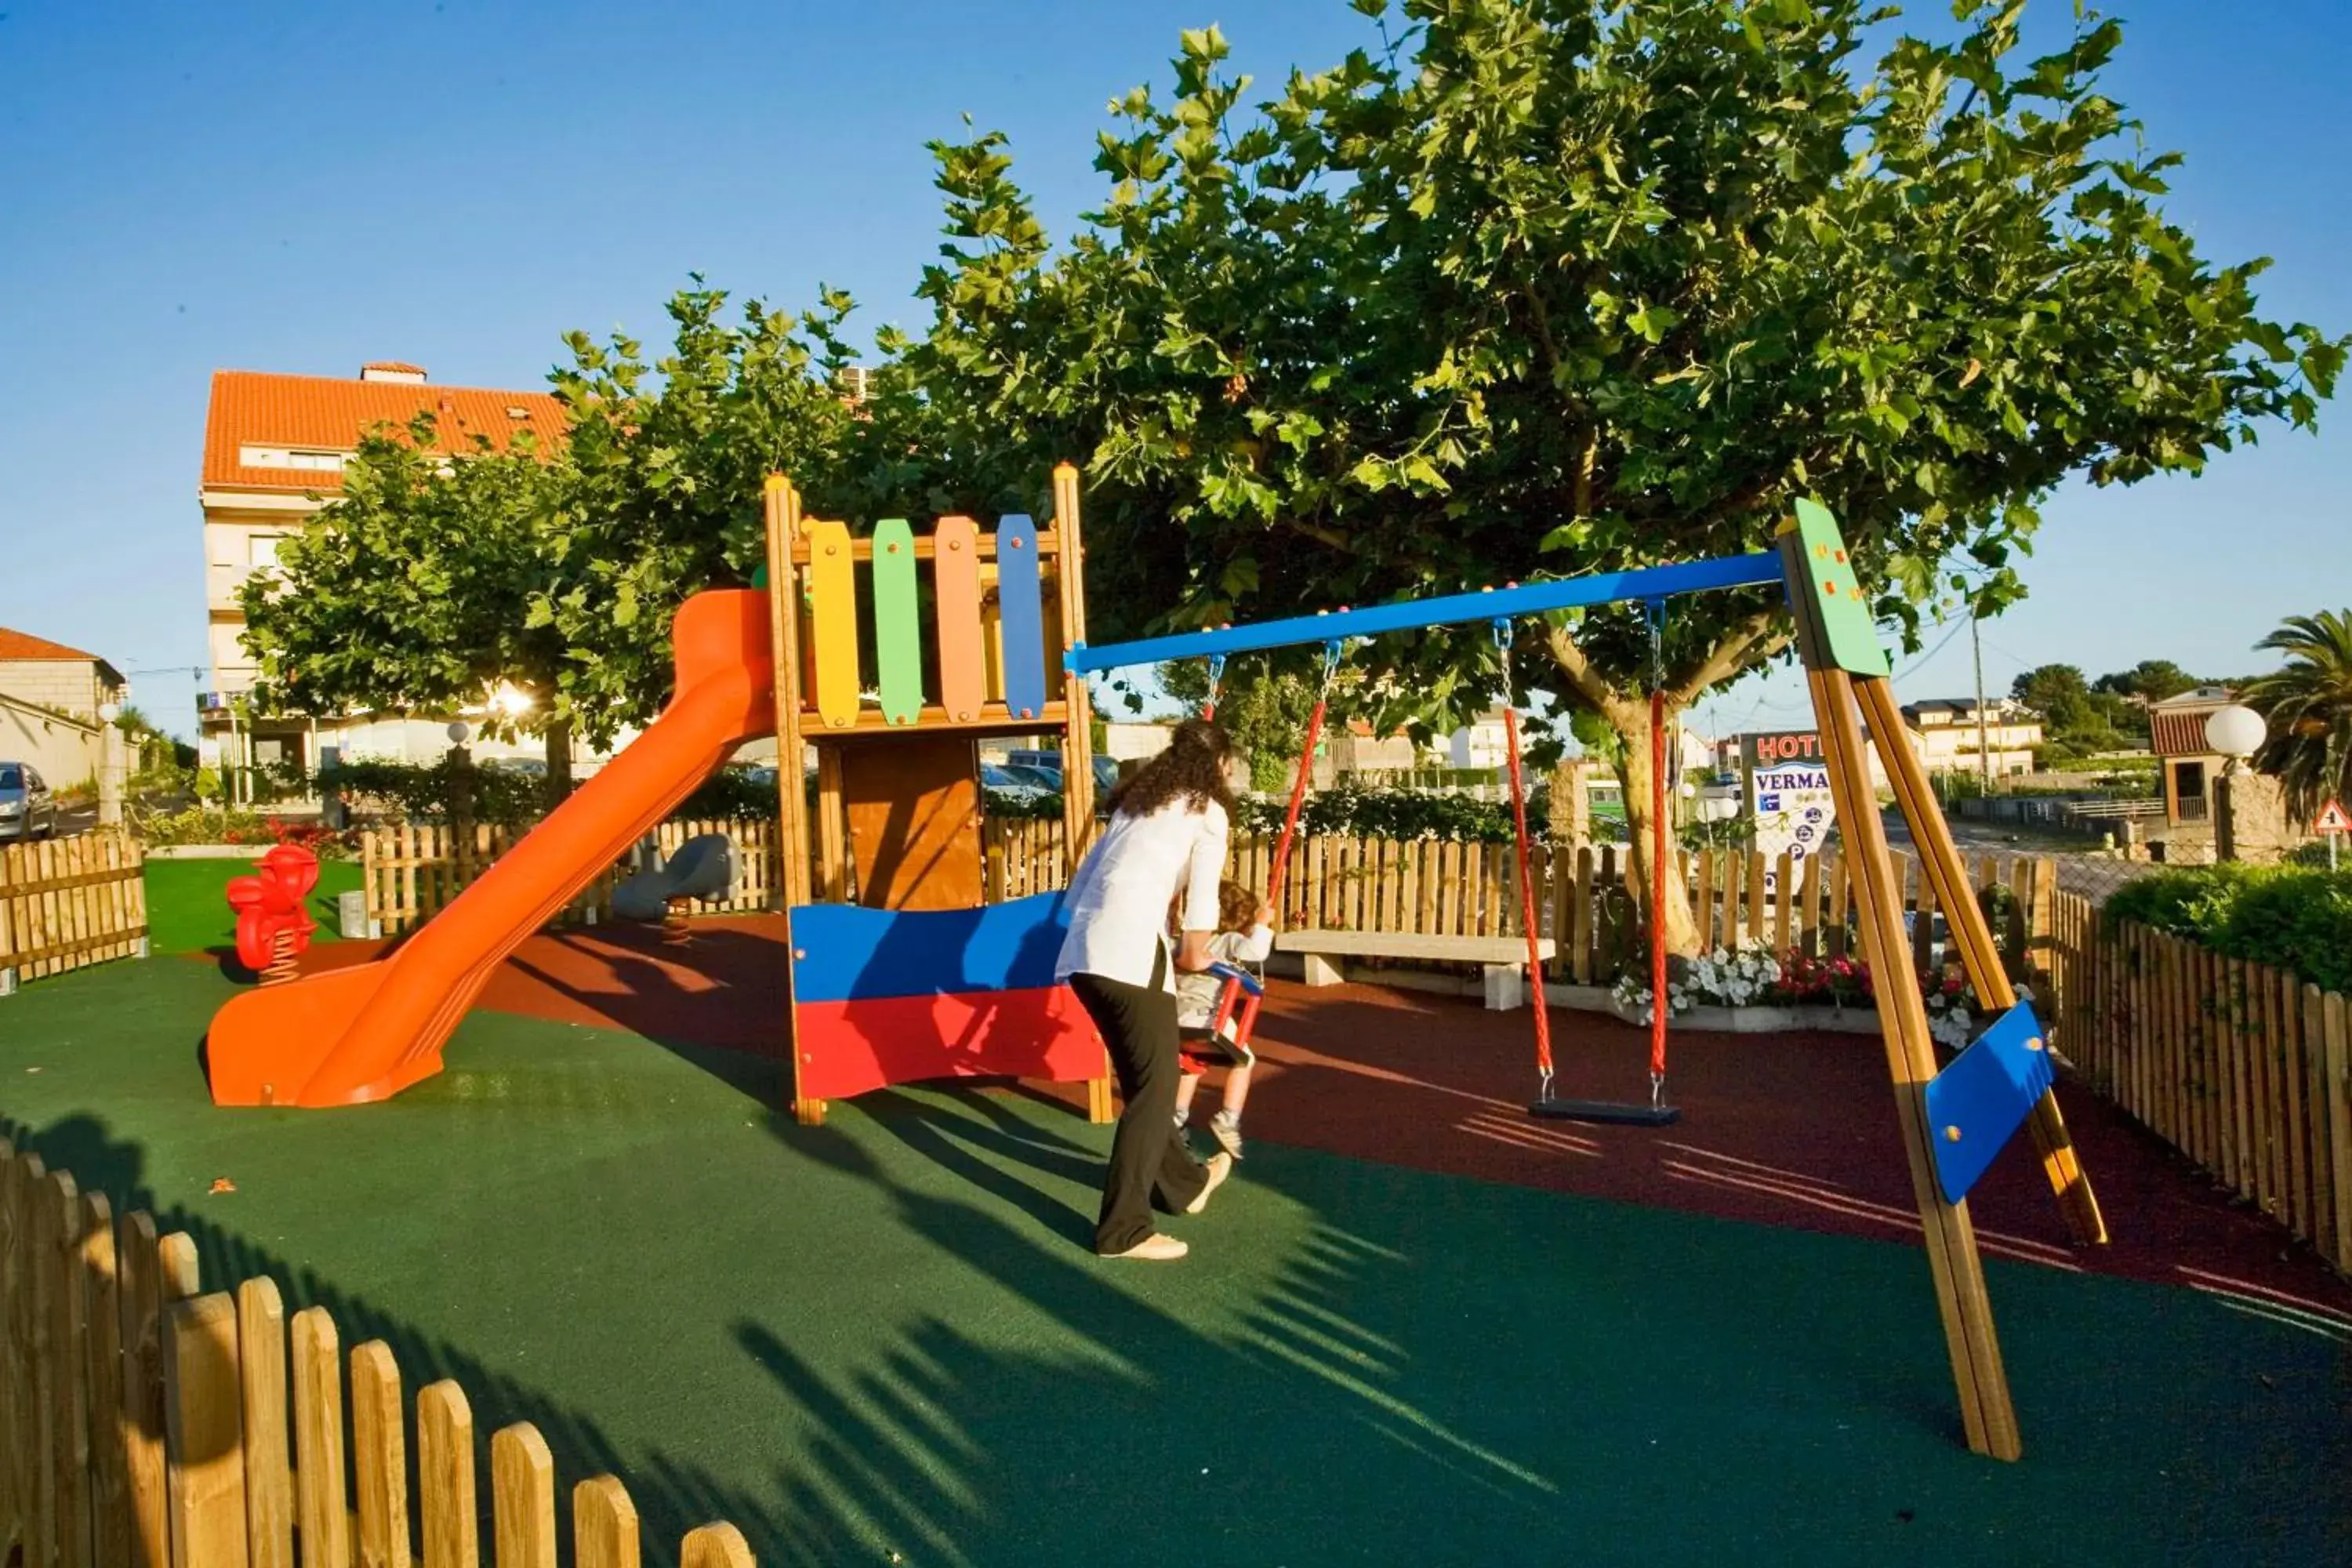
xmin=0 ymin=766 xmax=19 ymax=789
xmin=249 ymin=534 xmax=289 ymax=569
xmin=239 ymin=444 xmax=350 ymax=472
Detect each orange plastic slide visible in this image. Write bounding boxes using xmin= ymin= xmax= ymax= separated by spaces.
xmin=205 ymin=590 xmax=776 ymax=1107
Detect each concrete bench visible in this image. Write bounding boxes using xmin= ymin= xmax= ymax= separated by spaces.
xmin=1276 ymin=929 xmax=1556 ymax=1010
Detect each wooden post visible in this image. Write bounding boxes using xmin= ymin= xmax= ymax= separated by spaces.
xmin=489 ymin=1426 xmax=556 ymax=1568
xmin=763 ymin=477 xmax=824 ymax=1127
xmin=43 ymin=1171 xmax=92 ymax=1568
xmin=678 ymin=1525 xmax=753 ymax=1568
xmin=79 ymin=1195 xmax=129 ymax=1568
xmin=350 ymin=1344 xmax=410 ymax=1568
xmin=1853 ymin=678 xmax=2105 ymax=1246
xmin=289 ymin=1311 xmax=348 ymax=1568
xmin=417 ymin=1384 xmax=478 ymax=1568
xmin=572 ymin=1480 xmax=638 ymax=1568
xmin=1811 ymin=667 xmax=2021 ymax=1461
xmin=1051 ymin=463 xmax=1113 ymax=1124
xmin=163 ymin=1295 xmax=249 ymax=1568
xmin=236 ymin=1281 xmax=292 ymax=1568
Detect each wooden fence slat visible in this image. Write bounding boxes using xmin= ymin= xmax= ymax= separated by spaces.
xmin=80 ymin=1194 xmax=129 ymax=1568
xmin=235 ymin=1281 xmax=292 ymax=1568
xmin=117 ymin=1213 xmax=175 ymax=1568
xmin=677 ymin=1524 xmax=753 ymax=1568
xmin=2320 ymin=990 xmax=2352 ymax=1272
xmin=289 ymin=1309 xmax=348 ymax=1568
xmin=2304 ymin=984 xmax=2336 ymax=1265
xmin=4 ymin=1150 xmax=38 ymax=1559
xmin=489 ymin=1425 xmax=556 ymax=1568
xmin=28 ymin=1157 xmax=61 ymax=1568
xmin=350 ymin=1343 xmax=410 ymax=1568
xmin=418 ymin=1383 xmax=478 ymax=1568
xmin=572 ymin=1479 xmax=639 ymax=1568
xmin=2277 ymin=965 xmax=2308 ymax=1240
xmin=163 ymin=1295 xmax=248 ymax=1568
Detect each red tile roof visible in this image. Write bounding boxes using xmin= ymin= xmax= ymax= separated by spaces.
xmin=201 ymin=369 xmax=568 ymax=492
xmin=0 ymin=627 xmax=104 ymax=663
xmin=361 ymin=361 xmax=427 ymax=375
xmin=2152 ymin=705 xmax=2229 ymax=757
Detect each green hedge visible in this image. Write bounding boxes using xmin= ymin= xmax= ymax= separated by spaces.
xmin=1233 ymin=786 xmax=1549 ymax=844
xmin=2103 ymin=864 xmax=2352 ymax=994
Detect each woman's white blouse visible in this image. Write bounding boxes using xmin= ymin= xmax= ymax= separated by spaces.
xmin=1054 ymin=797 xmax=1230 ymax=993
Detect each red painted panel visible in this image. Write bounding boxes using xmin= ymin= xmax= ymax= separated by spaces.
xmin=794 ymin=985 xmax=1105 ymax=1102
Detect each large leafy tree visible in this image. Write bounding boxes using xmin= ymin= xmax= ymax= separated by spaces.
xmin=898 ymin=0 xmax=2343 ymax=951
xmin=241 ymin=288 xmax=885 ymax=784
xmin=238 ymin=416 xmax=581 ymax=783
xmin=2244 ymin=610 xmax=2352 ymax=820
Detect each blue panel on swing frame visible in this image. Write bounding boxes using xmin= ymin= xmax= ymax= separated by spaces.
xmin=1922 ymin=1000 xmax=2056 ymax=1205
xmin=995 ymin=513 xmax=1048 ymax=720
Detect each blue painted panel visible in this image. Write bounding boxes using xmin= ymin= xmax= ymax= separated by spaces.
xmin=1065 ymin=552 xmax=1785 ymax=673
xmin=1923 ymin=1000 xmax=2057 ymax=1204
xmin=996 ymin=513 xmax=1048 ymax=719
xmin=1206 ymin=961 xmax=1264 ymax=997
xmin=790 ymin=892 xmax=1071 ymax=1004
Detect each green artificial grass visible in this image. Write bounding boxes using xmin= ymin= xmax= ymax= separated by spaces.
xmin=142 ymin=855 xmax=364 ymax=955
xmin=3 ymin=958 xmax=2347 ymax=1566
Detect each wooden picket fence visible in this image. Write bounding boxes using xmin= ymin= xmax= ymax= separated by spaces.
xmin=2045 ymin=891 xmax=2352 ymax=1274
xmin=0 ymin=1138 xmax=760 ymax=1568
xmin=989 ymin=820 xmax=2055 ymax=990
xmin=0 ymin=830 xmax=149 ymax=986
xmin=362 ymin=820 xmax=786 ymax=937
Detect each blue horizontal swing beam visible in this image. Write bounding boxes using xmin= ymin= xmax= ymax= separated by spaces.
xmin=1064 ymin=553 xmax=1787 ymax=674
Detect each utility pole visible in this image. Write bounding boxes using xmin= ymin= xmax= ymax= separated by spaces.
xmin=1971 ymin=615 xmax=1994 ymax=796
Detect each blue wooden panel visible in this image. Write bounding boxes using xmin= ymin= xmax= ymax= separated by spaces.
xmin=789 ymin=891 xmax=1071 ymax=1004
xmin=995 ymin=513 xmax=1047 ymax=719
xmin=1923 ymin=1000 xmax=2056 ymax=1204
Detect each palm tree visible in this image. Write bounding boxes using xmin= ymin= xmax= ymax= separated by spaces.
xmin=2243 ymin=609 xmax=2352 ymax=819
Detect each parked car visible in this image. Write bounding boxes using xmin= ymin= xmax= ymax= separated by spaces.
xmin=0 ymin=762 xmax=58 ymax=841
xmin=979 ymin=764 xmax=1054 ymax=805
xmin=997 ymin=762 xmax=1064 ymax=792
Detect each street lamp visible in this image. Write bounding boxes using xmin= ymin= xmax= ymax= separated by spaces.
xmin=2204 ymin=705 xmax=2266 ymax=773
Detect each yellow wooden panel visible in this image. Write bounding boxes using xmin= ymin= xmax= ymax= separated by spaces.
xmin=805 ymin=519 xmax=861 ymax=731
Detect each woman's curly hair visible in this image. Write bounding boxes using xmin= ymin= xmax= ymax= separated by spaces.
xmin=1105 ymin=717 xmax=1238 ymax=821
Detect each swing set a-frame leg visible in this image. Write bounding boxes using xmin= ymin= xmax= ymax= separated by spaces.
xmin=1853 ymin=674 xmax=2107 ymax=1247
xmin=1810 ymin=666 xmax=2024 ymax=1461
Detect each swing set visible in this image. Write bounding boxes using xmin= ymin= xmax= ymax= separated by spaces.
xmin=1065 ymin=497 xmax=2111 ymax=1463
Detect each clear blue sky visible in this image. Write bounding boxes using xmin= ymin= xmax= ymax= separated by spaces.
xmin=2 ymin=1 xmax=2346 ymax=741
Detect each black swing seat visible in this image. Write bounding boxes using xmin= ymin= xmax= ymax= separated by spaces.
xmin=1528 ymin=1098 xmax=1682 ymax=1127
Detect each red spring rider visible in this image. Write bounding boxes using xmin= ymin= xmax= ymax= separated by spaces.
xmin=227 ymin=844 xmax=321 ymax=982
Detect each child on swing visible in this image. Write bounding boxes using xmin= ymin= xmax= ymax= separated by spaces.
xmin=1171 ymin=879 xmax=1276 ymax=1159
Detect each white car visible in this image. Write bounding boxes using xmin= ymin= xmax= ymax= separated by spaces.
xmin=0 ymin=762 xmax=58 ymax=841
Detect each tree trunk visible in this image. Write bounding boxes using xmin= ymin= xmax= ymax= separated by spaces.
xmin=1547 ymin=758 xmax=1588 ymax=845
xmin=1613 ymin=696 xmax=1702 ymax=959
xmin=542 ymin=715 xmax=575 ymax=809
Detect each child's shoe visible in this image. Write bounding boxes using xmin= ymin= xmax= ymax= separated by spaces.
xmin=1210 ymin=1109 xmax=1246 ymax=1161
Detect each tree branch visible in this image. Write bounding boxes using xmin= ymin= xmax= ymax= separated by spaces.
xmin=1543 ymin=622 xmax=1627 ymax=717
xmin=1668 ymin=610 xmax=1791 ymax=709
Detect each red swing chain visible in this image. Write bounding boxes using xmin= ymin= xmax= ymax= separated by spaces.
xmin=1496 ymin=625 xmax=1555 ymax=1090
xmin=1263 ymin=641 xmax=1342 ymax=925
xmin=1648 ymin=684 xmax=1670 ymax=1083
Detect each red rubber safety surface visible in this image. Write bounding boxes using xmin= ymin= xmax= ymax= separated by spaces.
xmin=303 ymin=916 xmax=2352 ymax=1319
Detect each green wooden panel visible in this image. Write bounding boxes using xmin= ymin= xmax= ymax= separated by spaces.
xmin=1779 ymin=499 xmax=1889 ymax=678
xmin=871 ymin=518 xmax=922 ymax=725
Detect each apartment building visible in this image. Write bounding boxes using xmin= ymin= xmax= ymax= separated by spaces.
xmin=197 ymin=362 xmax=566 ymax=780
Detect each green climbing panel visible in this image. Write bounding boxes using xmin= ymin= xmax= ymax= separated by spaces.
xmin=872 ymin=517 xmax=924 ymax=725
xmin=1778 ymin=499 xmax=1889 ymax=679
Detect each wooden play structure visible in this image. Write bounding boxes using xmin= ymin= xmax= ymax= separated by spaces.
xmin=757 ymin=466 xmax=1112 ymax=1127
xmin=202 ymin=457 xmax=2107 ymax=1460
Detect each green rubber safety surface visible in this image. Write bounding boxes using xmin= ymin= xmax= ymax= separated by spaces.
xmin=140 ymin=855 xmax=365 ymax=956
xmin=2 ymin=958 xmax=2347 ymax=1567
